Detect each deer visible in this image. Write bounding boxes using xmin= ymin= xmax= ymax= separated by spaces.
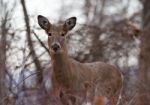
xmin=37 ymin=15 xmax=123 ymax=105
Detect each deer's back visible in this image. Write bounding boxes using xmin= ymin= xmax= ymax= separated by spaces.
xmin=69 ymin=59 xmax=122 ymax=100
xmin=86 ymin=62 xmax=122 ymax=97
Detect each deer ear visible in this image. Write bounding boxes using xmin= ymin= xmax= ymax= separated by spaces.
xmin=64 ymin=17 xmax=76 ymax=31
xmin=37 ymin=15 xmax=51 ymax=31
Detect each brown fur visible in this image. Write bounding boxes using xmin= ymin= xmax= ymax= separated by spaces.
xmin=94 ymin=96 xmax=111 ymax=105
xmin=37 ymin=15 xmax=123 ymax=105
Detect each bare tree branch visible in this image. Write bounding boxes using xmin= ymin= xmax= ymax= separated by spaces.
xmin=20 ymin=0 xmax=43 ymax=85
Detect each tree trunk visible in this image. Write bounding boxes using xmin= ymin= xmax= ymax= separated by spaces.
xmin=0 ymin=13 xmax=7 ymax=105
xmin=20 ymin=0 xmax=43 ymax=86
xmin=138 ymin=0 xmax=150 ymax=104
xmin=83 ymin=0 xmax=106 ymax=62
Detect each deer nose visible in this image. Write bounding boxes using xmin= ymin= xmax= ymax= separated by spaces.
xmin=51 ymin=43 xmax=60 ymax=52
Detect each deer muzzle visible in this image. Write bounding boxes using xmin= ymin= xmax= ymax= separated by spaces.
xmin=51 ymin=43 xmax=61 ymax=52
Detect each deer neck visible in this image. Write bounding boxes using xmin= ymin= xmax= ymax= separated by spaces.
xmin=51 ymin=51 xmax=73 ymax=88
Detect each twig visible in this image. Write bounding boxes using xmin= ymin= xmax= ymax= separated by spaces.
xmin=0 ymin=71 xmax=39 ymax=104
xmin=32 ymin=30 xmax=50 ymax=54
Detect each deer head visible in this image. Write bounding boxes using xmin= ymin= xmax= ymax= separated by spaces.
xmin=37 ymin=15 xmax=76 ymax=55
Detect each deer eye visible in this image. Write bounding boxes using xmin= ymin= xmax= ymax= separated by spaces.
xmin=61 ymin=33 xmax=65 ymax=36
xmin=48 ymin=33 xmax=52 ymax=36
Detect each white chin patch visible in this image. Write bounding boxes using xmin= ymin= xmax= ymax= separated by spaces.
xmin=50 ymin=49 xmax=62 ymax=54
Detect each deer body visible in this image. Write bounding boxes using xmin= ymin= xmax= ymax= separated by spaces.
xmin=37 ymin=15 xmax=123 ymax=105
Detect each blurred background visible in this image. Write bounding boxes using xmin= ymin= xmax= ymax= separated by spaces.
xmin=0 ymin=0 xmax=150 ymax=105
